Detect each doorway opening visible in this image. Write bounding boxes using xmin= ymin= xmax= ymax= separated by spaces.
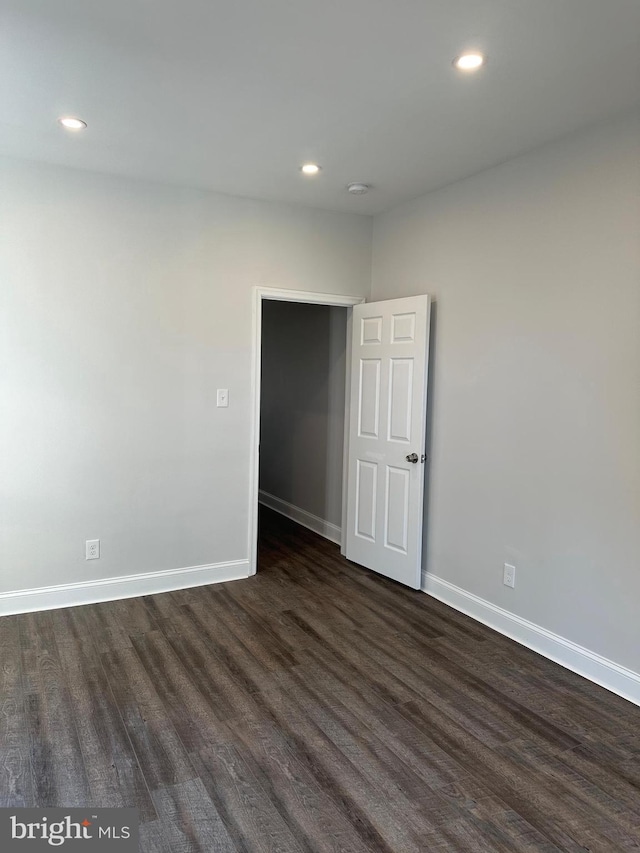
xmin=259 ymin=299 xmax=347 ymax=545
xmin=248 ymin=288 xmax=365 ymax=575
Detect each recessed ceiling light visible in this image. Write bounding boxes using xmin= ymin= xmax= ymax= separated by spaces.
xmin=301 ymin=163 xmax=321 ymax=175
xmin=58 ymin=117 xmax=87 ymax=130
xmin=453 ymin=53 xmax=485 ymax=72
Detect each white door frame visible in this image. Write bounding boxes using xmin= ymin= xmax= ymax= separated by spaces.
xmin=248 ymin=286 xmax=365 ymax=575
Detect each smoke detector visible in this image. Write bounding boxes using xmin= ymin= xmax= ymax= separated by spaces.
xmin=347 ymin=182 xmax=370 ymax=195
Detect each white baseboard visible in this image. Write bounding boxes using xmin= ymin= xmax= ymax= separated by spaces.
xmin=0 ymin=559 xmax=250 ymax=617
xmin=259 ymin=490 xmax=342 ymax=545
xmin=422 ymin=572 xmax=640 ymax=707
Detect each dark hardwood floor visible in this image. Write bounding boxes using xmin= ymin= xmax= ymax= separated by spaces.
xmin=2 ymin=508 xmax=640 ymax=851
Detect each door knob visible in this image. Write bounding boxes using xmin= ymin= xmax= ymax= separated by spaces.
xmin=406 ymin=453 xmax=419 ymax=463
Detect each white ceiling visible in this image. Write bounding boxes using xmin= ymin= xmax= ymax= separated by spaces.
xmin=1 ymin=0 xmax=639 ymax=214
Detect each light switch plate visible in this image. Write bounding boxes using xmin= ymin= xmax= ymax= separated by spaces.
xmin=217 ymin=388 xmax=229 ymax=407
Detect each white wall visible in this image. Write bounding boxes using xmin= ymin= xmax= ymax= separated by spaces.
xmin=0 ymin=157 xmax=371 ymax=595
xmin=259 ymin=301 xmax=346 ymax=528
xmin=371 ymin=114 xmax=640 ymax=673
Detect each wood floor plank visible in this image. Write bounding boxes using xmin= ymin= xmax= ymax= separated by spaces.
xmin=245 ymin=682 xmax=427 ymax=852
xmin=101 ymin=645 xmax=198 ymax=791
xmin=287 ymin=605 xmax=516 ymax=749
xmin=355 ymin=619 xmax=582 ymax=753
xmin=273 ymin=666 xmax=469 ymax=834
xmin=50 ymin=608 xmax=156 ymax=820
xmin=138 ymin=819 xmax=174 ymax=853
xmin=150 ymin=778 xmax=239 ymax=852
xmin=0 ymin=615 xmax=34 ymax=807
xmin=287 ymin=655 xmax=562 ymax=852
xmin=228 ymin=717 xmax=388 ymax=853
xmin=164 ymin=603 xmax=424 ymax=850
xmin=19 ymin=610 xmax=92 ymax=807
xmin=190 ymin=742 xmax=306 ymax=853
xmin=397 ymin=698 xmax=625 ymax=852
xmin=128 ymin=629 xmax=233 ymax=754
xmin=497 ymin=739 xmax=640 ymax=847
xmin=159 ymin=606 xmax=268 ymax=722
xmin=73 ymin=600 xmax=135 ymax=653
xmin=294 ymin=646 xmax=473 ymax=792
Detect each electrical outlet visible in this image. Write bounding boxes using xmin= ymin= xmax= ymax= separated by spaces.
xmin=503 ymin=563 xmax=515 ymax=588
xmin=86 ymin=539 xmax=100 ymax=560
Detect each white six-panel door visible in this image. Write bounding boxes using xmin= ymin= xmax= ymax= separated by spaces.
xmin=345 ymin=295 xmax=430 ymax=589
